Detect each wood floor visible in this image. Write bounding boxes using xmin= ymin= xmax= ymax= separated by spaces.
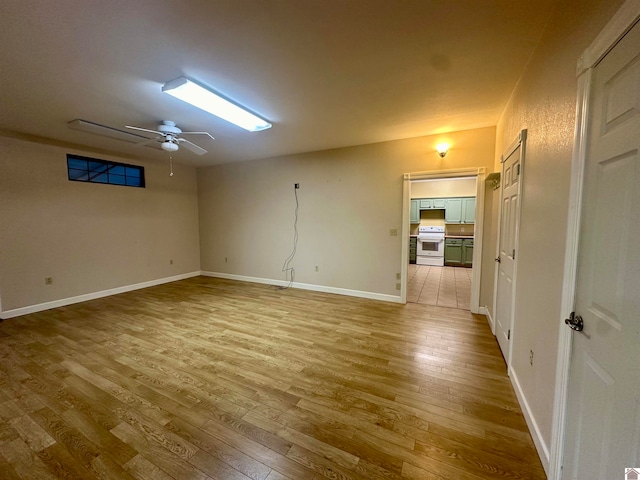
xmin=407 ymin=266 xmax=472 ymax=310
xmin=0 ymin=276 xmax=546 ymax=480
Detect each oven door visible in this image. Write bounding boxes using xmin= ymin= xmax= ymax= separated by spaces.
xmin=417 ymin=235 xmax=444 ymax=257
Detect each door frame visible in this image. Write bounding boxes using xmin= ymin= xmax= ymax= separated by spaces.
xmin=401 ymin=167 xmax=486 ymax=312
xmin=549 ymin=2 xmax=640 ymax=479
xmin=492 ymin=130 xmax=527 ymax=370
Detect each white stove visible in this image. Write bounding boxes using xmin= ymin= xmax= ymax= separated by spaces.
xmin=416 ymin=226 xmax=445 ymax=266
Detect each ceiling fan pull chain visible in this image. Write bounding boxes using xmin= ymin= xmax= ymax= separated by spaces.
xmin=169 ymin=155 xmax=174 ymax=176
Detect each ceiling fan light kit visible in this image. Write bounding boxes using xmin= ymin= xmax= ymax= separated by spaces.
xmin=162 ymin=77 xmax=272 ymax=132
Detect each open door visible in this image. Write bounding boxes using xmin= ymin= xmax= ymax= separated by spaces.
xmin=493 ymin=131 xmax=526 ymax=365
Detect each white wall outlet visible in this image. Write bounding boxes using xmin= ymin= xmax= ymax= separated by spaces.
xmin=390 ymin=228 xmax=398 ymax=236
xmin=45 ymin=277 xmax=53 ymax=285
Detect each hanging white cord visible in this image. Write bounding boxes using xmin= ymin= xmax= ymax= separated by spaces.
xmin=278 ymin=187 xmax=299 ymax=289
xmin=169 ymin=155 xmax=174 ymax=176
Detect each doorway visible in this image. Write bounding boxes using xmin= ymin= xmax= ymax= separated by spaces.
xmin=400 ymin=168 xmax=487 ymax=313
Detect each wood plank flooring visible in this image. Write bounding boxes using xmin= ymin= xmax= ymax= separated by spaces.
xmin=0 ymin=276 xmax=546 ymax=479
xmin=407 ymin=266 xmax=472 ymax=309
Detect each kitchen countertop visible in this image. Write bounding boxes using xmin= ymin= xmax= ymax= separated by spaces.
xmin=445 ymin=235 xmax=474 ymax=239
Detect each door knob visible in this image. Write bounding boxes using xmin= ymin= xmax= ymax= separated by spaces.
xmin=565 ymin=312 xmax=584 ymax=331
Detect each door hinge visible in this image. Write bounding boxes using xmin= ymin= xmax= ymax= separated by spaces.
xmin=516 ymin=164 xmax=521 ymax=176
xmin=512 ymin=249 xmax=516 ymax=260
xmin=508 ymin=329 xmax=511 ymax=340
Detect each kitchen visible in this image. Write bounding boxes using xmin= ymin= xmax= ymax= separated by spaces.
xmin=407 ymin=177 xmax=476 ymax=309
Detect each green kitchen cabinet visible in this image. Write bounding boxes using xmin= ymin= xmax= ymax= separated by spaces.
xmin=410 ymin=199 xmax=420 ymax=224
xmin=462 ymin=238 xmax=474 ymax=267
xmin=432 ymin=198 xmax=446 ymax=209
xmin=445 ymin=198 xmax=463 ymax=223
xmin=419 ymin=199 xmax=433 ymax=209
xmin=462 ymin=197 xmax=476 ymax=224
xmin=444 ymin=238 xmax=463 ymax=266
xmin=409 ymin=237 xmax=417 ymax=264
xmin=445 ymin=197 xmax=476 ymax=224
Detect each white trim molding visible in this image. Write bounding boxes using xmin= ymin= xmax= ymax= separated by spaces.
xmin=511 ymin=367 xmax=551 ymax=473
xmin=550 ymin=2 xmax=640 ymax=479
xmin=0 ymin=271 xmax=202 ymax=319
xmin=201 ymin=271 xmax=404 ymax=304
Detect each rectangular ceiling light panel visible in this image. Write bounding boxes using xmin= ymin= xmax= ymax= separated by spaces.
xmin=162 ymin=77 xmax=272 ymax=132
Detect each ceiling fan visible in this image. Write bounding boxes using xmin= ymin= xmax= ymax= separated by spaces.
xmin=125 ymin=120 xmax=214 ymax=155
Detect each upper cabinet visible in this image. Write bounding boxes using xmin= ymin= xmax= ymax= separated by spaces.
xmin=433 ymin=198 xmax=447 ymax=209
xmin=411 ymin=196 xmax=476 ymax=224
xmin=410 ymin=199 xmax=420 ymax=224
xmin=445 ymin=198 xmax=462 ymax=223
xmin=445 ymin=197 xmax=475 ymax=224
xmin=462 ymin=197 xmax=476 ymax=224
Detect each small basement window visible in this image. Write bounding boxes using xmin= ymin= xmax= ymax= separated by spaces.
xmin=67 ymin=154 xmax=145 ymax=188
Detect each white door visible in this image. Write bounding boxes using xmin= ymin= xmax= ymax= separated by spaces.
xmin=561 ymin=20 xmax=640 ymax=479
xmin=494 ymin=138 xmax=523 ymax=362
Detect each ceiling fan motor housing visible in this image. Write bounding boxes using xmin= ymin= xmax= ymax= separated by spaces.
xmin=158 ymin=120 xmax=182 ymax=135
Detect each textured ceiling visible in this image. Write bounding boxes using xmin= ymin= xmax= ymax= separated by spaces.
xmin=0 ymin=1 xmax=555 ymax=166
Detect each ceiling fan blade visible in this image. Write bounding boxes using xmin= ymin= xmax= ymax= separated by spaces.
xmin=132 ymin=137 xmax=160 ymax=148
xmin=126 ymin=125 xmax=164 ymax=136
xmin=180 ymin=131 xmax=215 ymax=140
xmin=178 ymin=138 xmax=208 ymax=155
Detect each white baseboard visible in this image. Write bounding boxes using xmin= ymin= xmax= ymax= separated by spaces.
xmin=201 ymin=271 xmax=403 ymax=304
xmin=0 ymin=271 xmax=201 ymax=319
xmin=510 ymin=367 xmax=550 ymax=475
xmin=480 ymin=305 xmax=495 ymax=334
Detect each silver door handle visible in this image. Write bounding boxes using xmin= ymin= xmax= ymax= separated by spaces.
xmin=565 ymin=312 xmax=584 ymax=331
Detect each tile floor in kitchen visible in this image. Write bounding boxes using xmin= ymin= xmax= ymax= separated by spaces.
xmin=407 ymin=265 xmax=472 ymax=310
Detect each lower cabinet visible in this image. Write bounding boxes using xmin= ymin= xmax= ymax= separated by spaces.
xmin=444 ymin=239 xmax=463 ymax=266
xmin=462 ymin=238 xmax=474 ymax=267
xmin=409 ymin=237 xmax=417 ymax=264
xmin=445 ymin=238 xmax=474 ymax=267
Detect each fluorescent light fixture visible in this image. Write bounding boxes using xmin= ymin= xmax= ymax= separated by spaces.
xmin=162 ymin=77 xmax=272 ymax=132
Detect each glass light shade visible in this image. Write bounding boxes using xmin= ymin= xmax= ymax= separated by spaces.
xmin=436 ymin=143 xmax=450 ymax=157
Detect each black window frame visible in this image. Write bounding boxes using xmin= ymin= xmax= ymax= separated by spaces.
xmin=66 ymin=154 xmax=145 ymax=188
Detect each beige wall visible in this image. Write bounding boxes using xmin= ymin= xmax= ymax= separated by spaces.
xmin=198 ymin=127 xmax=495 ymax=297
xmin=491 ymin=0 xmax=624 ymax=461
xmin=410 ymin=177 xmax=477 ymax=198
xmin=0 ymin=136 xmax=201 ymax=312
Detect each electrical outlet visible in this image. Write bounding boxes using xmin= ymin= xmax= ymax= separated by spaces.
xmin=395 ymin=283 xmax=401 ymax=290
xmin=294 ymin=183 xmax=300 ymax=189
xmin=315 ymin=265 xmax=319 ymax=272
xmin=396 ymin=273 xmax=401 ymax=280
xmin=390 ymin=228 xmax=398 ymax=236
xmin=45 ymin=277 xmax=53 ymax=285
